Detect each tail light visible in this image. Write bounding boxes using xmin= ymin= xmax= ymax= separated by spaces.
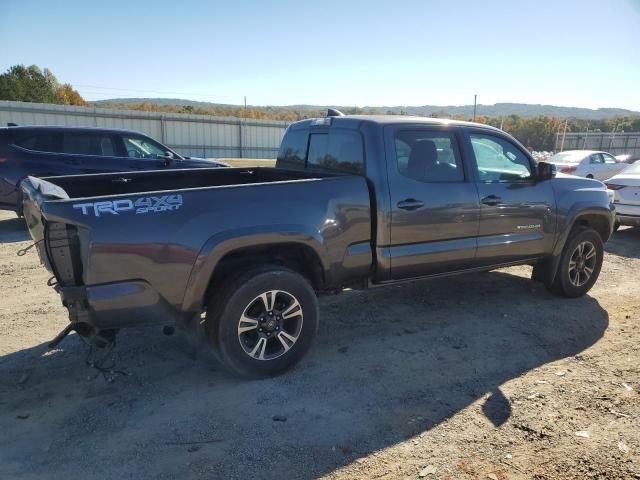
xmin=605 ymin=183 xmax=625 ymax=190
xmin=0 ymin=157 xmax=8 ymax=164
xmin=560 ymin=166 xmax=576 ymax=174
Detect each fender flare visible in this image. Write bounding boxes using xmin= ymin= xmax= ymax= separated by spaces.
xmin=180 ymin=224 xmax=328 ymax=312
xmin=543 ymin=205 xmax=614 ymax=284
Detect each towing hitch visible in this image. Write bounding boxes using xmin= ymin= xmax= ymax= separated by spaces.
xmin=48 ymin=323 xmax=80 ymax=348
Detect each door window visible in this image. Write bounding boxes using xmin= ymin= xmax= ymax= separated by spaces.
xmin=394 ymin=130 xmax=463 ymax=182
xmin=63 ymin=132 xmax=117 ymax=156
xmin=13 ymin=131 xmax=60 ymax=153
xmin=307 ymin=129 xmax=364 ymax=174
xmin=602 ymin=153 xmax=617 ymax=164
xmin=590 ymin=154 xmax=604 ymax=164
xmin=470 ymin=134 xmax=532 ymax=181
xmin=121 ymin=135 xmax=168 ymax=159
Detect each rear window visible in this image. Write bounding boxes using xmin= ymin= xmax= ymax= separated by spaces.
xmin=623 ymin=161 xmax=640 ymax=175
xmin=277 ymin=127 xmax=364 ymax=174
xmin=276 ymin=129 xmax=307 ymax=169
xmin=307 ymin=130 xmax=364 ymax=174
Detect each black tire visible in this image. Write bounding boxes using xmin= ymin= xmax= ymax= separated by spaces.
xmin=205 ymin=265 xmax=319 ymax=378
xmin=546 ymin=226 xmax=603 ymax=298
xmin=586 ymin=174 xmax=594 ymax=179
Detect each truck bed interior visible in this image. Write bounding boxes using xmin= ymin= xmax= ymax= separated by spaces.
xmin=44 ymin=167 xmax=323 ymax=199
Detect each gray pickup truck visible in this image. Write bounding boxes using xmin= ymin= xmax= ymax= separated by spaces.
xmin=21 ymin=113 xmax=615 ymax=378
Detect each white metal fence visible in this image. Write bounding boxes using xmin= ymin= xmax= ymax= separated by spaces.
xmin=555 ymin=131 xmax=640 ymax=156
xmin=0 ymin=100 xmax=289 ymax=159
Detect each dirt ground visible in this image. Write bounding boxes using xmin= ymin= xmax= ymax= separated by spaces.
xmin=0 ymin=209 xmax=638 ymax=480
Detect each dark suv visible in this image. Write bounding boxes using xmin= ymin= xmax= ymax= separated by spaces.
xmin=0 ymin=125 xmax=228 ymax=213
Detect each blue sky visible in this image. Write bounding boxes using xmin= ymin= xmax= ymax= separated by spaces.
xmin=1 ymin=0 xmax=639 ymax=109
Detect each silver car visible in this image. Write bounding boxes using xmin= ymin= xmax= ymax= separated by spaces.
xmin=548 ymin=150 xmax=627 ymax=180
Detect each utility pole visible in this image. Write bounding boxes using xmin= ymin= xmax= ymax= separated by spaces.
xmin=559 ymin=120 xmax=568 ymax=152
xmin=609 ymin=123 xmax=618 ymax=150
xmin=239 ymin=96 xmax=247 ymax=159
xmin=473 ymin=94 xmax=477 ymax=122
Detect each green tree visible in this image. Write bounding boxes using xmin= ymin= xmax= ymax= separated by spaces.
xmin=0 ymin=64 xmax=86 ymax=106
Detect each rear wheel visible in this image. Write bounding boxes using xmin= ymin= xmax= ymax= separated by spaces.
xmin=205 ymin=266 xmax=319 ymax=378
xmin=586 ymin=174 xmax=594 ymax=179
xmin=546 ymin=226 xmax=603 ymax=298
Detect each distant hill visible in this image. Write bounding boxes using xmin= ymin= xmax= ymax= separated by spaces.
xmin=93 ymin=98 xmax=640 ymax=120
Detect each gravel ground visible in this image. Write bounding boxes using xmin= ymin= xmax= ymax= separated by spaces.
xmin=0 ymin=209 xmax=638 ymax=479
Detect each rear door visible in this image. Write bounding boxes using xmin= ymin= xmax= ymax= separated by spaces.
xmin=61 ymin=131 xmax=130 ymax=174
xmin=385 ymin=125 xmax=480 ymax=279
xmin=464 ymin=129 xmax=556 ymax=265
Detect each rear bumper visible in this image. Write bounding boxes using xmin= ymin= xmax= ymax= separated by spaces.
xmin=614 ymin=203 xmax=640 ymax=226
xmin=617 ymin=214 xmax=640 ymax=227
xmin=59 ymin=280 xmax=186 ymax=330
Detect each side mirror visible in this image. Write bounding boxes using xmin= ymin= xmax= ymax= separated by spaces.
xmin=536 ymin=161 xmax=556 ymax=181
xmin=162 ymin=151 xmax=174 ymax=166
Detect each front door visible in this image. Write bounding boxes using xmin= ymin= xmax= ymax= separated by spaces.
xmin=464 ymin=129 xmax=556 ymax=265
xmin=385 ymin=126 xmax=480 ymax=279
xmin=118 ymin=134 xmax=174 ymax=170
xmin=59 ymin=131 xmax=130 ymax=174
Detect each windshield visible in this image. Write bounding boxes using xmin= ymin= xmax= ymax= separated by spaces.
xmin=550 ymin=152 xmax=586 ymax=163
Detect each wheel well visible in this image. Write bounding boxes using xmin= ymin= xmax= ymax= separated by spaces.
xmin=205 ymin=243 xmax=324 ymax=304
xmin=574 ymin=214 xmax=610 ymax=241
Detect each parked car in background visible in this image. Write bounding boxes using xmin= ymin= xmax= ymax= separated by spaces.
xmin=0 ymin=125 xmax=228 ymax=214
xmin=615 ymin=153 xmax=640 ymax=164
xmin=606 ymin=161 xmax=640 ymax=229
xmin=547 ymin=150 xmax=627 ymax=180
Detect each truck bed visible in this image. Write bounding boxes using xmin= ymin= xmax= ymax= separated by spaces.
xmin=39 ymin=166 xmax=318 ymax=199
xmin=20 ymin=167 xmax=373 ymax=330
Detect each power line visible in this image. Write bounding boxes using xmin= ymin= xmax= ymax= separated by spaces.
xmin=75 ymin=84 xmax=238 ymax=99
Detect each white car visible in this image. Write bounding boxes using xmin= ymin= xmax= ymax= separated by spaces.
xmin=606 ymin=161 xmax=640 ymax=229
xmin=547 ymin=150 xmax=627 ymax=180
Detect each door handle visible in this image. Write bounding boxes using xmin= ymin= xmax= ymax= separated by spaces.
xmin=67 ymin=159 xmax=82 ymax=165
xmin=481 ymin=195 xmax=502 ymax=206
xmin=397 ymin=199 xmax=424 ymax=211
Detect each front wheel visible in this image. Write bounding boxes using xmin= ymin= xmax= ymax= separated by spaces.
xmin=546 ymin=227 xmax=604 ymax=298
xmin=206 ymin=266 xmax=319 ymax=378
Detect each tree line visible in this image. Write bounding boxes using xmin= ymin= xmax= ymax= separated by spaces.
xmin=0 ymin=65 xmax=86 ymax=106
xmin=1 ymin=64 xmax=639 ymax=151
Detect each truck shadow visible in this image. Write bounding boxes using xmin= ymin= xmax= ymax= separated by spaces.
xmin=606 ymin=226 xmax=640 ymax=259
xmin=0 ymin=216 xmax=29 ymax=243
xmin=0 ymin=270 xmax=608 ymax=480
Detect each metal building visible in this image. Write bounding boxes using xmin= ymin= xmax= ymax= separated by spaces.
xmin=0 ymin=100 xmax=289 ymax=159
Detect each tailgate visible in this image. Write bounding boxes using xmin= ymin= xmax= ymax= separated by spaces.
xmin=21 ymin=177 xmax=82 ymax=284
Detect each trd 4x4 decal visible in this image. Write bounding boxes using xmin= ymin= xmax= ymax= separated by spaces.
xmin=73 ymin=195 xmax=183 ymax=217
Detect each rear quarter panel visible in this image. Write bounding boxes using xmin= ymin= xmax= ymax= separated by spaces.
xmin=36 ymin=175 xmax=372 ymax=313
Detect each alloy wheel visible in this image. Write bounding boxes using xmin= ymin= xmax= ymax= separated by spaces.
xmin=568 ymin=241 xmax=597 ymax=287
xmin=237 ymin=290 xmax=303 ymax=361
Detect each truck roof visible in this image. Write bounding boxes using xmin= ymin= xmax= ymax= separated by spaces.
xmin=289 ymin=115 xmax=505 ymax=133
